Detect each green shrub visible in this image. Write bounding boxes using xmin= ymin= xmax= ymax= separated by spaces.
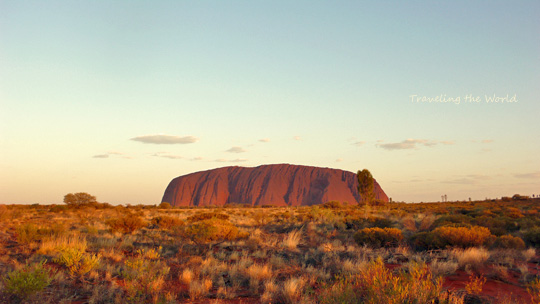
xmin=353 ymin=227 xmax=403 ymax=247
xmin=430 ymin=214 xmax=472 ymax=230
xmin=410 ymin=232 xmax=445 ymax=250
xmin=107 ymin=216 xmax=146 ymax=234
xmin=54 ymin=247 xmax=101 ymax=277
xmin=3 ymin=261 xmax=51 ymax=300
xmin=524 ymin=227 xmax=540 ymax=247
xmin=432 ymin=226 xmax=494 ymax=248
xmin=346 ymin=216 xmax=393 ymax=230
xmin=151 ymin=216 xmax=184 ymax=230
xmin=473 ymin=216 xmax=512 ymax=236
xmin=183 ymin=218 xmax=247 ymax=243
xmin=492 ymin=234 xmax=525 ymax=249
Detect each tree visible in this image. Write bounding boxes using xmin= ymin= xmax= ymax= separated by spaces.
xmin=63 ymin=192 xmax=97 ymax=206
xmin=357 ymin=169 xmax=375 ymax=205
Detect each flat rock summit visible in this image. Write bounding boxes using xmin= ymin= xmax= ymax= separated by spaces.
xmin=162 ymin=164 xmax=388 ymax=207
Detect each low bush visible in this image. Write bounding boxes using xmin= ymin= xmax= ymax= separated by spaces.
xmin=3 ymin=261 xmax=51 ymax=300
xmin=492 ymin=234 xmax=525 ymax=250
xmin=186 ymin=212 xmax=230 ymax=222
xmin=183 ymin=218 xmax=247 ymax=243
xmin=158 ymin=202 xmax=172 ymax=209
xmin=430 ymin=214 xmax=472 ymax=230
xmin=122 ymin=251 xmax=170 ymax=301
xmin=410 ymin=232 xmax=445 ymax=250
xmin=524 ymin=227 xmax=540 ymax=247
xmin=473 ymin=216 xmax=513 ymax=236
xmin=106 ymin=216 xmax=146 ymax=234
xmin=49 ymin=205 xmax=68 ymax=213
xmin=346 ymin=216 xmax=393 ymax=230
xmin=15 ymin=223 xmax=40 ymax=244
xmin=321 ymin=201 xmax=343 ymax=209
xmin=54 ymin=247 xmax=101 ymax=277
xmin=432 ymin=226 xmax=494 ymax=248
xmin=151 ymin=216 xmax=184 ymax=230
xmin=353 ymin=227 xmax=403 ymax=247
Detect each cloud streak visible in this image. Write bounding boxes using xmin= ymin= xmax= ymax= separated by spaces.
xmin=152 ymin=152 xmax=183 ymax=159
xmin=515 ymin=172 xmax=540 ymax=179
xmin=215 ymin=158 xmax=247 ymax=163
xmin=131 ymin=134 xmax=198 ymax=144
xmin=226 ymin=146 xmax=246 ymax=153
xmin=93 ymin=154 xmax=109 ymax=158
xmin=377 ymin=139 xmax=454 ymax=150
xmin=92 ymin=151 xmax=131 ymax=159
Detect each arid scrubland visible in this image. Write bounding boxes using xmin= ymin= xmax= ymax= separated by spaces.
xmin=1 ymin=200 xmax=540 ymax=303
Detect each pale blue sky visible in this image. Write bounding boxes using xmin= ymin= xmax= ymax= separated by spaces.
xmin=1 ymin=1 xmax=539 ymax=204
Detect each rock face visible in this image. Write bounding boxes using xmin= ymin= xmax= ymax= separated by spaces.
xmin=161 ymin=164 xmax=388 ymax=207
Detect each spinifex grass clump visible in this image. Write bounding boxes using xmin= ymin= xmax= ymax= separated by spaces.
xmin=317 ymin=259 xmax=443 ymax=304
xmin=3 ymin=261 xmax=51 ymax=301
xmin=121 ymin=247 xmax=170 ymax=301
xmin=54 ymin=247 xmax=101 ymax=277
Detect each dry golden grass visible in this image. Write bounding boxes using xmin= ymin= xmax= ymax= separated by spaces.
xmin=453 ymin=247 xmax=490 ymax=271
xmin=1 ymin=201 xmax=538 ymax=303
xmin=282 ymin=229 xmax=302 ymax=250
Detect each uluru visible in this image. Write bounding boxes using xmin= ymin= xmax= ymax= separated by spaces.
xmin=161 ymin=164 xmax=388 ymax=207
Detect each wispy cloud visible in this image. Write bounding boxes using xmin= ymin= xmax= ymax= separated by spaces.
xmin=353 ymin=141 xmax=366 ymax=146
xmin=293 ymin=136 xmax=301 ymax=141
xmin=93 ymin=151 xmax=131 ymax=159
xmin=336 ymin=158 xmax=343 ymax=162
xmin=215 ymin=158 xmax=247 ymax=163
xmin=131 ymin=134 xmax=198 ymax=144
xmin=190 ymin=157 xmax=203 ymax=161
xmin=259 ymin=138 xmax=270 ymax=143
xmin=152 ymin=152 xmax=183 ymax=159
xmin=442 ymin=178 xmax=478 ymax=185
xmin=515 ymin=172 xmax=540 ymax=179
xmin=377 ymin=139 xmax=453 ymax=150
xmin=442 ymin=174 xmax=489 ymax=185
xmin=226 ymin=146 xmax=246 ymax=153
xmin=481 ymin=139 xmax=494 ymax=143
xmin=93 ymin=154 xmax=109 ymax=159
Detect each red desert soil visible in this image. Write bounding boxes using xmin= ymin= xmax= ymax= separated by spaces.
xmin=443 ymin=268 xmax=533 ymax=303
